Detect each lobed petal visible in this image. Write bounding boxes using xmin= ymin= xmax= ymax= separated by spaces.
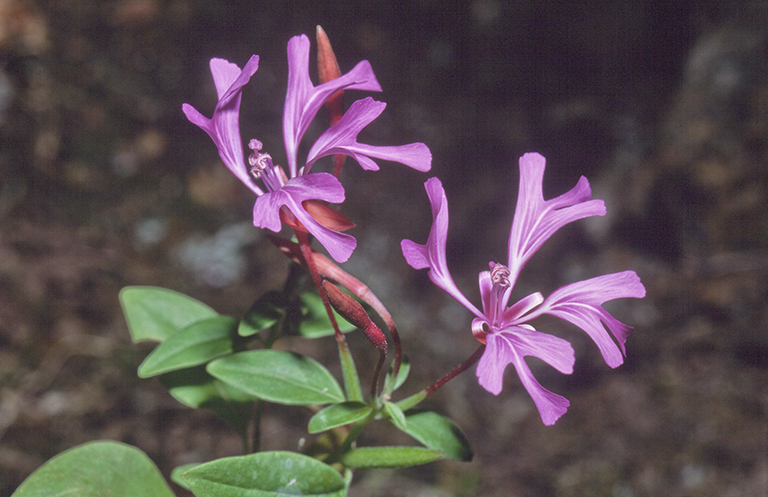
xmin=283 ymin=34 xmax=381 ymax=177
xmin=477 ymin=331 xmax=571 ymax=425
xmin=400 ymin=178 xmax=484 ymax=319
xmin=182 ymin=55 xmax=262 ymax=195
xmin=528 ymin=271 xmax=646 ymax=368
xmin=252 ymin=173 xmax=356 ymax=262
xmin=305 ymin=97 xmax=432 ymax=173
xmin=506 ymin=153 xmax=605 ymax=293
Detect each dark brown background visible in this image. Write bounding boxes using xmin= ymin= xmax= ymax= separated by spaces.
xmin=1 ymin=1 xmax=766 ymax=496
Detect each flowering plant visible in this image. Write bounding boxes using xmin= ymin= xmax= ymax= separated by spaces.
xmin=12 ymin=29 xmax=644 ymax=497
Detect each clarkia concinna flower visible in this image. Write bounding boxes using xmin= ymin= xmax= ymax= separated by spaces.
xmin=183 ymin=33 xmax=431 ymax=263
xmin=401 ymin=153 xmax=645 ymax=425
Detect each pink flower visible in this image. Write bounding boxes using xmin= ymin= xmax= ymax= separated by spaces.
xmin=401 ymin=153 xmax=645 ymax=425
xmin=183 ymin=34 xmax=431 ymax=263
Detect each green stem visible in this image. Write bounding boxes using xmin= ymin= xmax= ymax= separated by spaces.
xmin=329 ymin=410 xmax=376 ymax=463
xmin=250 ymin=399 xmax=265 ymax=454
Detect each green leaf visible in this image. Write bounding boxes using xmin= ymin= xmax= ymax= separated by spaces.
xmin=402 ymin=411 xmax=473 ymax=462
xmin=137 ymin=316 xmax=238 ymax=377
xmin=341 ymin=446 xmax=444 ymax=468
xmin=170 ymin=463 xmax=200 ymax=491
xmin=384 ymin=401 xmax=407 ymax=431
xmin=160 ymin=367 xmax=254 ymax=407
xmin=207 ymin=350 xmax=344 ymax=406
xmin=383 ymin=356 xmax=410 ymax=394
xmin=160 ymin=366 xmax=255 ymax=408
xmin=12 ymin=440 xmax=174 ymax=497
xmin=239 ymin=291 xmax=286 ymax=337
xmin=120 ymin=286 xmax=218 ymax=343
xmin=298 ymin=292 xmax=356 ymax=338
xmin=308 ymin=402 xmax=372 ymax=434
xmin=160 ymin=367 xmax=254 ymax=436
xmin=183 ymin=451 xmax=346 ymax=497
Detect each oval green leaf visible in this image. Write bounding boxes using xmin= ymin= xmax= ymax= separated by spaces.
xmin=341 ymin=446 xmax=444 ymax=468
xmin=120 ymin=286 xmax=218 ymax=343
xmin=12 ymin=441 xmax=174 ymax=497
xmin=308 ymin=401 xmax=372 ymax=434
xmin=183 ymin=451 xmax=345 ymax=497
xmin=160 ymin=366 xmax=254 ymax=408
xmin=160 ymin=366 xmax=254 ymax=436
xmin=138 ymin=316 xmax=238 ymax=377
xmin=207 ymin=350 xmax=344 ymax=405
xmin=403 ymin=411 xmax=473 ymax=462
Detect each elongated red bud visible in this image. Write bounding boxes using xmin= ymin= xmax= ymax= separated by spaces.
xmin=322 ymin=280 xmax=387 ymax=354
xmin=316 ymin=25 xmax=344 ymax=125
xmin=316 ymin=25 xmax=347 ymax=177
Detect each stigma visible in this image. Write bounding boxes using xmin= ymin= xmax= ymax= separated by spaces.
xmin=248 ymin=139 xmax=288 ymax=192
xmin=248 ymin=139 xmax=271 ymax=179
xmin=490 ymin=262 xmax=511 ymax=287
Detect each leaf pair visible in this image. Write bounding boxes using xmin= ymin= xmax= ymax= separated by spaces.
xmin=12 ymin=441 xmax=349 ymax=497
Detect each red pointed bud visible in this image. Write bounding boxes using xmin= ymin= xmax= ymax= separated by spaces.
xmin=322 ymin=280 xmax=387 ymax=354
xmin=317 ymin=25 xmax=348 ymax=177
xmin=316 ymin=25 xmax=344 ymax=126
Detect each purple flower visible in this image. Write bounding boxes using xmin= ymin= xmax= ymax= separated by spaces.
xmin=401 ymin=153 xmax=645 ymax=425
xmin=183 ymin=34 xmax=431 ymax=263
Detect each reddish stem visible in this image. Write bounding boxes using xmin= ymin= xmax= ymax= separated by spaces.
xmin=293 ymin=229 xmax=346 ymax=347
xmin=323 ymin=280 xmax=387 ymax=397
xmin=425 ymin=345 xmax=486 ymax=396
xmin=267 ymin=234 xmax=402 ymax=379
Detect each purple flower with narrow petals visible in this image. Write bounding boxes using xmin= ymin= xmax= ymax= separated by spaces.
xmin=401 ymin=153 xmax=645 ymax=425
xmin=183 ymin=34 xmax=431 ymax=263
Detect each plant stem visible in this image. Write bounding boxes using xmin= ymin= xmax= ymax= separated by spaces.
xmin=293 ymin=229 xmax=363 ymax=402
xmin=328 ymin=410 xmax=376 ymax=464
xmin=395 ymin=344 xmax=485 ymax=411
xmin=250 ymin=399 xmax=264 ymax=454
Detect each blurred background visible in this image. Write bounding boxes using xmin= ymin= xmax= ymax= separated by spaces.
xmin=1 ymin=1 xmax=766 ymax=496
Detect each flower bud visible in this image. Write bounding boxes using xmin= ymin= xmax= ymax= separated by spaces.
xmin=322 ymin=280 xmax=387 ymax=354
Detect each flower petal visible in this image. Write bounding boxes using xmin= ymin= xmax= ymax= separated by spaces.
xmin=253 ymin=173 xmax=356 ymax=262
xmin=501 ymin=291 xmax=544 ymax=325
xmin=506 ymin=153 xmax=606 ymax=291
xmin=477 ymin=331 xmax=571 ymax=425
xmin=529 ymin=271 xmax=646 ymax=368
xmin=401 ymin=178 xmax=484 ymax=319
xmin=502 ymin=326 xmax=575 ymax=374
xmin=182 ymin=56 xmax=262 ymax=195
xmin=305 ymin=97 xmax=431 ymax=173
xmin=283 ymin=34 xmax=381 ymax=177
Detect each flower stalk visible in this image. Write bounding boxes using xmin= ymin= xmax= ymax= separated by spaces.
xmin=294 ymin=228 xmax=363 ymax=402
xmin=322 ymin=280 xmax=387 ymax=398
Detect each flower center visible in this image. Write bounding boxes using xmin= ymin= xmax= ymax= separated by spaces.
xmin=248 ymin=139 xmax=287 ymax=191
xmin=487 ymin=262 xmax=511 ymax=327
xmin=490 ymin=262 xmax=511 ymax=287
xmin=248 ymin=139 xmax=269 ymax=177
